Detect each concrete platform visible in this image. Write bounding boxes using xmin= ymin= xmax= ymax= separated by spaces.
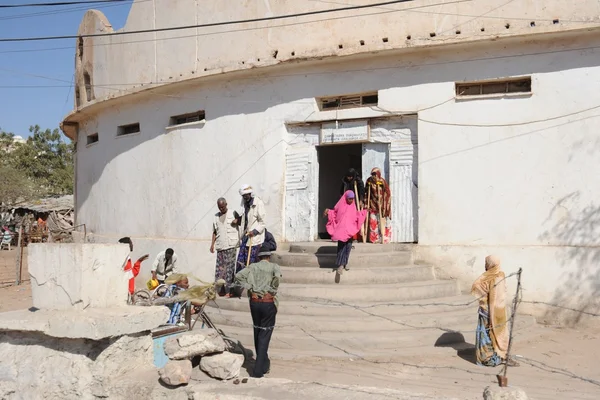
xmin=280 ymin=265 xmax=435 ymax=284
xmin=215 ymin=315 xmax=538 ymax=355
xmin=207 ymin=294 xmax=477 ymax=316
xmin=288 ymin=242 xmax=413 ymax=254
xmin=272 ymin=251 xmax=412 ymax=268
xmin=0 ymin=306 xmax=169 ymax=340
xmin=206 ymin=306 xmax=477 ymax=332
xmin=279 ymin=280 xmax=459 ymax=302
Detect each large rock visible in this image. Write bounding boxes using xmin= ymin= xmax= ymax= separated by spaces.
xmin=200 ymin=352 xmax=244 ymax=380
xmin=165 ymin=329 xmax=226 ymax=359
xmin=0 ymin=330 xmax=154 ymax=399
xmin=158 ymin=359 xmax=192 ymax=387
xmin=483 ymin=386 xmax=529 ymax=400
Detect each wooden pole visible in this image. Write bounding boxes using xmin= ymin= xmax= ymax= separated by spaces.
xmin=15 ymin=225 xmax=23 ymax=285
xmin=246 ymin=235 xmax=253 ymax=267
xmin=354 ymin=181 xmax=366 ymax=243
xmin=365 ymin=186 xmax=371 ymax=243
xmin=498 ymin=267 xmax=523 ymax=386
xmin=377 ymin=185 xmax=385 ymax=244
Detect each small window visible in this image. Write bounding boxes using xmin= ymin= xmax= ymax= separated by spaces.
xmin=169 ymin=110 xmax=206 ymax=126
xmin=117 ymin=123 xmax=140 ymax=136
xmin=78 ymin=36 xmax=84 ymax=61
xmin=86 ymin=133 xmax=99 ymax=146
xmin=75 ymin=85 xmax=81 ymax=107
xmin=318 ymin=92 xmax=378 ymax=111
xmin=84 ymin=72 xmax=94 ymax=102
xmin=456 ymin=77 xmax=531 ymax=97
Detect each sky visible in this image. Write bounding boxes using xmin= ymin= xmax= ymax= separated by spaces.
xmin=0 ymin=1 xmax=133 ymax=138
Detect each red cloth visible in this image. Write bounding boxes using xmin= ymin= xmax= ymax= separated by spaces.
xmin=124 ymin=257 xmax=141 ymax=294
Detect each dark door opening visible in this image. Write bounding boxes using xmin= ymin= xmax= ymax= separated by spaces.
xmin=317 ymin=143 xmax=363 ymax=239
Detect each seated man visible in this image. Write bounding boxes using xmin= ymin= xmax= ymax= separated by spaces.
xmin=155 ymin=274 xmax=222 ymax=325
xmin=155 ymin=273 xmax=195 ymax=325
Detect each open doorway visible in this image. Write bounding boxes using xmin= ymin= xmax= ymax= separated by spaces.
xmin=317 ymin=144 xmax=363 ymax=238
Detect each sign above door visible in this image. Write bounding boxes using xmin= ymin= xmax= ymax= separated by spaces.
xmin=320 ymin=120 xmax=370 ymax=145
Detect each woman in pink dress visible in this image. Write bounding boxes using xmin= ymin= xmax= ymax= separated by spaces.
xmin=323 ymin=191 xmax=368 ymax=275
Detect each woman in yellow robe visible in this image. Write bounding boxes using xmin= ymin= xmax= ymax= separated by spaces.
xmin=471 ymin=255 xmax=510 ymax=367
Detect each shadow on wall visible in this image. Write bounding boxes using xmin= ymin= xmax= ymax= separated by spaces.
xmin=538 ymin=192 xmax=600 ymax=326
xmin=75 ymin=37 xmax=600 ymax=241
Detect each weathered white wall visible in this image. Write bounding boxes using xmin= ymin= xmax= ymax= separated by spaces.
xmin=28 ymin=243 xmax=130 ymax=310
xmin=71 ymin=0 xmax=600 ymax=108
xmin=75 ymin=32 xmax=600 ymax=323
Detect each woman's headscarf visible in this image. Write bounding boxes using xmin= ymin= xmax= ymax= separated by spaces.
xmin=326 ymin=190 xmax=367 ymax=241
xmin=365 ymin=167 xmax=392 ymax=218
xmin=471 ymin=255 xmax=509 ymax=358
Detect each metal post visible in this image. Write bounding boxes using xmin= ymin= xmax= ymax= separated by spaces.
xmin=14 ymin=225 xmax=23 ymax=285
xmin=499 ymin=267 xmax=523 ymax=386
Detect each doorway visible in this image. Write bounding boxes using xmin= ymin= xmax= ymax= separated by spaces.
xmin=317 ymin=143 xmax=363 ymax=238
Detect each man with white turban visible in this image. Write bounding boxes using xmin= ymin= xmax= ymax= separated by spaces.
xmin=233 ymin=184 xmax=267 ymax=276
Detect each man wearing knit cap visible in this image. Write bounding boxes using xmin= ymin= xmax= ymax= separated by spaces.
xmin=234 ymin=243 xmax=282 ymax=378
xmin=233 ymin=184 xmax=267 ymax=273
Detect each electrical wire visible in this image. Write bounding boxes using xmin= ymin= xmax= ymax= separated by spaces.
xmin=0 ymin=0 xmax=140 ymax=22
xmin=0 ymin=0 xmax=466 ymax=53
xmin=0 ymin=0 xmax=416 ymax=42
xmin=0 ymin=0 xmax=129 ymax=8
xmin=309 ymin=0 xmax=598 ymax=25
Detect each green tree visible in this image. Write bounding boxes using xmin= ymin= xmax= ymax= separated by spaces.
xmin=0 ymin=125 xmax=74 ymax=205
xmin=0 ymin=166 xmax=36 ymax=205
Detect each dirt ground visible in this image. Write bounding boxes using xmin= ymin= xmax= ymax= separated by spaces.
xmin=0 ymin=248 xmax=29 ymax=288
xmin=1 ymin=254 xmax=598 ymax=399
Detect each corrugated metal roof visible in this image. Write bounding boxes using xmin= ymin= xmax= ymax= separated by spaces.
xmin=13 ymin=195 xmax=73 ymax=212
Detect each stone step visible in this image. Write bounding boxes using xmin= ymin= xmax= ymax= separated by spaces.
xmin=272 ymin=251 xmax=412 ymax=268
xmin=288 ymin=242 xmax=412 ymax=254
xmin=210 ymin=315 xmax=537 ymax=356
xmin=206 ymin=294 xmax=476 ymax=316
xmin=205 ymin=306 xmax=476 ymax=333
xmin=279 ymin=280 xmax=459 ymax=302
xmin=280 ymin=265 xmax=435 ymax=285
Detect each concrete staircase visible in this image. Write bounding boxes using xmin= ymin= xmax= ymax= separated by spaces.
xmin=205 ymin=242 xmax=536 ymax=361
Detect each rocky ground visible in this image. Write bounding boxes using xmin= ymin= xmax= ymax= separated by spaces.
xmin=0 ymin=248 xmax=28 ymax=289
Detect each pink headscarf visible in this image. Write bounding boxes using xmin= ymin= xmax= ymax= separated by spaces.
xmin=326 ymin=191 xmax=368 ymax=242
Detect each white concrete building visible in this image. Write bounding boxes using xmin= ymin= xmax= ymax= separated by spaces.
xmin=62 ymin=0 xmax=600 ymax=324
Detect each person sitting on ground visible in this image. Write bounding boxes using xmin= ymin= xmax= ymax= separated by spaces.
xmin=1 ymin=227 xmax=13 ymax=249
xmin=156 ymin=273 xmax=195 ymax=325
xmin=118 ymin=237 xmax=149 ymax=297
xmin=151 ymin=248 xmax=178 ymax=285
